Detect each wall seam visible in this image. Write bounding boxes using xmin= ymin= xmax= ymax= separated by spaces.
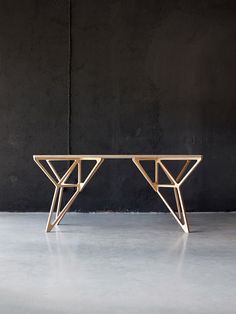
xmin=67 ymin=0 xmax=72 ymax=154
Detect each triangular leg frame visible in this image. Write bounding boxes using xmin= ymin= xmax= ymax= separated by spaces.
xmin=132 ymin=157 xmax=201 ymax=233
xmin=34 ymin=157 xmax=104 ymax=232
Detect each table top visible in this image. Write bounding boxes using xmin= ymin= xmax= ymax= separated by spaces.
xmin=33 ymin=154 xmax=202 ymax=160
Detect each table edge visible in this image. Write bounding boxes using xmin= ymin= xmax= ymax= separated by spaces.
xmin=33 ymin=154 xmax=203 ymax=160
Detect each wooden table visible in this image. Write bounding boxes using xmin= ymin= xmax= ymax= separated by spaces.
xmin=33 ymin=155 xmax=202 ymax=233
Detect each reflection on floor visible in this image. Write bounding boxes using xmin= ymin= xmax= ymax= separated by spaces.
xmin=0 ymin=212 xmax=236 ymax=314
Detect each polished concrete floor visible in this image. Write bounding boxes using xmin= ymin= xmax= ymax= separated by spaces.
xmin=0 ymin=212 xmax=236 ymax=314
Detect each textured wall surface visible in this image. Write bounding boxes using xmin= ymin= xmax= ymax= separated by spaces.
xmin=0 ymin=0 xmax=236 ymax=212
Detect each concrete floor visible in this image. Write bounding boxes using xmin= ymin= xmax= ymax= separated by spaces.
xmin=0 ymin=213 xmax=236 ymax=314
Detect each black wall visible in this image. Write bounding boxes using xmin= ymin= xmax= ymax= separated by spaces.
xmin=0 ymin=0 xmax=236 ymax=212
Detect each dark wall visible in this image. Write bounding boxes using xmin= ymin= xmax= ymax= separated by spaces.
xmin=0 ymin=0 xmax=236 ymax=212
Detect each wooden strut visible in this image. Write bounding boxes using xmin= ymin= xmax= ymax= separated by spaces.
xmin=33 ymin=155 xmax=202 ymax=233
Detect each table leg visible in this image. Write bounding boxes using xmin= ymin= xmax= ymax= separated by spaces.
xmin=46 ymin=187 xmax=80 ymax=232
xmin=133 ymin=157 xmax=201 ymax=233
xmin=157 ymin=186 xmax=189 ymax=233
xmin=35 ymin=157 xmax=104 ymax=232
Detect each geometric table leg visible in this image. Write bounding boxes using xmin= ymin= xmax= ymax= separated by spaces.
xmin=157 ymin=186 xmax=189 ymax=233
xmin=132 ymin=157 xmax=201 ymax=233
xmin=45 ymin=186 xmax=80 ymax=232
xmin=157 ymin=158 xmax=201 ymax=233
xmin=34 ymin=157 xmax=104 ymax=232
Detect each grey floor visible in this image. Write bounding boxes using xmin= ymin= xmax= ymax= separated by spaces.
xmin=0 ymin=213 xmax=236 ymax=314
